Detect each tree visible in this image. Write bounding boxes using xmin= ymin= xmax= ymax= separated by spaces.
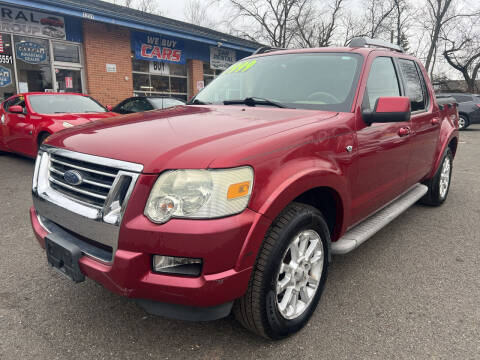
xmin=295 ymin=0 xmax=344 ymax=48
xmin=442 ymin=18 xmax=480 ymax=93
xmin=184 ymin=0 xmax=216 ymax=28
xmin=226 ymin=0 xmax=311 ymax=48
xmin=109 ymin=0 xmax=163 ymax=15
xmin=419 ymin=0 xmax=479 ymax=73
xmin=341 ymin=0 xmax=396 ymax=45
xmin=392 ymin=0 xmax=410 ymax=51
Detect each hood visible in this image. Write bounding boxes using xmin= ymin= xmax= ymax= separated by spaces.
xmin=45 ymin=105 xmax=337 ymax=173
xmin=43 ymin=112 xmax=119 ymax=122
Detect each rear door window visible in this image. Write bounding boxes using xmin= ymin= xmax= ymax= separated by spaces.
xmin=398 ymin=59 xmax=427 ymax=111
xmin=363 ymin=57 xmax=401 ymax=110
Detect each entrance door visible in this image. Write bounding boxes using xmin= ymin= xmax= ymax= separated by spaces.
xmin=54 ymin=68 xmax=82 ymax=93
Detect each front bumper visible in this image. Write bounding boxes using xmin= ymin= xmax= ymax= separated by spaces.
xmin=30 ymin=204 xmax=268 ymax=310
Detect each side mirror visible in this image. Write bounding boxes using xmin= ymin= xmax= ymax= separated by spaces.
xmin=9 ymin=105 xmax=24 ymax=114
xmin=363 ymin=96 xmax=411 ymax=124
xmin=106 ymin=105 xmax=113 ymax=111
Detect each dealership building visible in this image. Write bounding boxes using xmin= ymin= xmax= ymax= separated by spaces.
xmin=0 ymin=0 xmax=259 ymax=105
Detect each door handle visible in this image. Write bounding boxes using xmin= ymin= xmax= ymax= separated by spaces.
xmin=431 ymin=117 xmax=440 ymax=125
xmin=398 ymin=126 xmax=411 ymax=137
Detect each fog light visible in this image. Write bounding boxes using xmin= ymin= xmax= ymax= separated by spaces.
xmin=153 ymin=255 xmax=202 ymax=276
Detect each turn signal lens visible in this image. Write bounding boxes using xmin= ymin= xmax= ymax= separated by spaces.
xmin=227 ymin=181 xmax=251 ymax=200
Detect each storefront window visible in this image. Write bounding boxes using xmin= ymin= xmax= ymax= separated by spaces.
xmin=55 ymin=68 xmax=82 ymax=93
xmin=133 ymin=73 xmax=150 ymax=92
xmin=0 ymin=33 xmax=17 ymax=100
xmin=14 ymin=35 xmax=53 ymax=92
xmin=131 ymin=52 xmax=188 ymax=100
xmin=151 ymin=75 xmax=169 ymax=92
xmin=53 ymin=42 xmax=80 ymax=63
xmin=203 ymin=63 xmax=222 ymax=86
xmin=132 ymin=58 xmax=149 ymax=72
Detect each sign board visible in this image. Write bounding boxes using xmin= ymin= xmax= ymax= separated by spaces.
xmin=149 ymin=61 xmax=170 ymax=75
xmin=196 ymin=80 xmax=204 ymax=91
xmin=19 ymin=82 xmax=28 ymax=93
xmin=0 ymin=5 xmax=66 ymax=39
xmin=106 ymin=63 xmax=117 ymax=73
xmin=0 ymin=65 xmax=11 ymax=87
xmin=132 ymin=31 xmax=185 ymax=64
xmin=210 ymin=47 xmax=236 ymax=70
xmin=16 ymin=41 xmax=47 ymax=64
xmin=65 ymin=76 xmax=73 ymax=88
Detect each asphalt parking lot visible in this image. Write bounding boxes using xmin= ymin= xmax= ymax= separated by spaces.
xmin=0 ymin=126 xmax=479 ymax=359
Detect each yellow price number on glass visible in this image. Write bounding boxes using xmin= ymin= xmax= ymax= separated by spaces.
xmin=224 ymin=60 xmax=257 ymax=74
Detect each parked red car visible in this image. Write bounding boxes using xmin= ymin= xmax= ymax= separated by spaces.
xmin=0 ymin=93 xmax=118 ymax=158
xmin=30 ymin=38 xmax=459 ymax=339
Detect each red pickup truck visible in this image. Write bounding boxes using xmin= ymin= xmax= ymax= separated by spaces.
xmin=30 ymin=38 xmax=459 ymax=339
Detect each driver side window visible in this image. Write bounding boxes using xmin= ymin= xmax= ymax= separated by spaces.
xmin=4 ymin=96 xmax=25 ymax=112
xmin=363 ymin=57 xmax=401 ymax=110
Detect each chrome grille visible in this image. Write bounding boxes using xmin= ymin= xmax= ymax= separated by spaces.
xmin=48 ymin=153 xmax=120 ymax=208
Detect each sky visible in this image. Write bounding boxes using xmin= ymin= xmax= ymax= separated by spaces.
xmin=107 ymin=0 xmax=462 ymax=79
xmin=158 ymin=0 xmax=189 ymax=20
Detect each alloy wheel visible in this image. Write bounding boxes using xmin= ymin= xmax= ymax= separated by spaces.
xmin=275 ymin=230 xmax=324 ymax=320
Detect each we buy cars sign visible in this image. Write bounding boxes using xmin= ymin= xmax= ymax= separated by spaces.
xmin=132 ymin=31 xmax=185 ymax=64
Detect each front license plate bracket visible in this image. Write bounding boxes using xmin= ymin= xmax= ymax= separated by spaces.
xmin=45 ymin=233 xmax=85 ymax=283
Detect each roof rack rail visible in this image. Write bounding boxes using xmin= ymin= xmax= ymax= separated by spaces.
xmin=348 ymin=37 xmax=404 ymax=53
xmin=252 ymin=46 xmax=285 ymax=55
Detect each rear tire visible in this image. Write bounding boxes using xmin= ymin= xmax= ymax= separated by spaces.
xmin=458 ymin=115 xmax=469 ymax=130
xmin=233 ymin=202 xmax=330 ymax=339
xmin=420 ymin=149 xmax=453 ymax=206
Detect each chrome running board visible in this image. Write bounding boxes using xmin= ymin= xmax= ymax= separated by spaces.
xmin=332 ymin=183 xmax=428 ymax=255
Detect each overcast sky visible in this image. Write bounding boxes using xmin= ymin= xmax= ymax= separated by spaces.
xmin=159 ymin=0 xmax=188 ymax=20
xmin=106 ymin=0 xmax=462 ymax=79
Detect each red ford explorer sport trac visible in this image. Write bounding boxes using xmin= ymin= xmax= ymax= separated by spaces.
xmin=30 ymin=38 xmax=459 ymax=339
xmin=0 ymin=92 xmax=118 ymax=158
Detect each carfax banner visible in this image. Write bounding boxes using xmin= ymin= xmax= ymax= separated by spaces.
xmin=132 ymin=31 xmax=185 ymax=64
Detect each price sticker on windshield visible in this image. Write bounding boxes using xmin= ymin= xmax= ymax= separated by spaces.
xmin=224 ymin=60 xmax=257 ymax=74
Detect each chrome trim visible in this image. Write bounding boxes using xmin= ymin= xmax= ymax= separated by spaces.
xmin=50 ymin=167 xmax=113 ymax=189
xmin=49 ymin=176 xmax=108 ymax=200
xmin=50 ymin=157 xmax=118 ymax=178
xmin=33 ymin=146 xmax=144 ymax=264
xmin=43 ymin=145 xmax=144 ymax=173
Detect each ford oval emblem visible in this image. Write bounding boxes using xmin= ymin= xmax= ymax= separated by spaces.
xmin=63 ymin=170 xmax=83 ymax=186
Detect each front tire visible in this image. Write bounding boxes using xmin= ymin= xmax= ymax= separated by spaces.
xmin=421 ymin=149 xmax=453 ymax=206
xmin=233 ymin=203 xmax=330 ymax=339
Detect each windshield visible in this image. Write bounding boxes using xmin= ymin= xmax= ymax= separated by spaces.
xmin=193 ymin=53 xmax=363 ymax=112
xmin=29 ymin=95 xmax=106 ymax=114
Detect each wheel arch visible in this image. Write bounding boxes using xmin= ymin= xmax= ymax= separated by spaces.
xmin=293 ymin=186 xmax=344 ymax=242
xmin=236 ymin=169 xmax=349 ymax=271
xmin=458 ymin=112 xmax=469 ymax=121
xmin=37 ymin=131 xmax=51 ymax=147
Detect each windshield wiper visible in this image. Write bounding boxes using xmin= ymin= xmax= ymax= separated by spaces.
xmin=188 ymin=98 xmax=211 ymax=105
xmin=223 ymin=97 xmax=288 ymax=108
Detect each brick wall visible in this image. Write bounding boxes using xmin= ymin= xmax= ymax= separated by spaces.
xmin=82 ymin=20 xmax=133 ymax=106
xmin=188 ymin=59 xmax=204 ymax=99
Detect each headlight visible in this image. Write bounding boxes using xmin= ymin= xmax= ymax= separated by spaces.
xmin=144 ymin=167 xmax=254 ymax=224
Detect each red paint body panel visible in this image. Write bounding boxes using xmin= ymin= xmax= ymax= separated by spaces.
xmin=375 ymin=96 xmax=410 ymax=113
xmin=0 ymin=92 xmax=118 ymax=158
xmin=30 ymin=47 xmax=459 ymax=310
